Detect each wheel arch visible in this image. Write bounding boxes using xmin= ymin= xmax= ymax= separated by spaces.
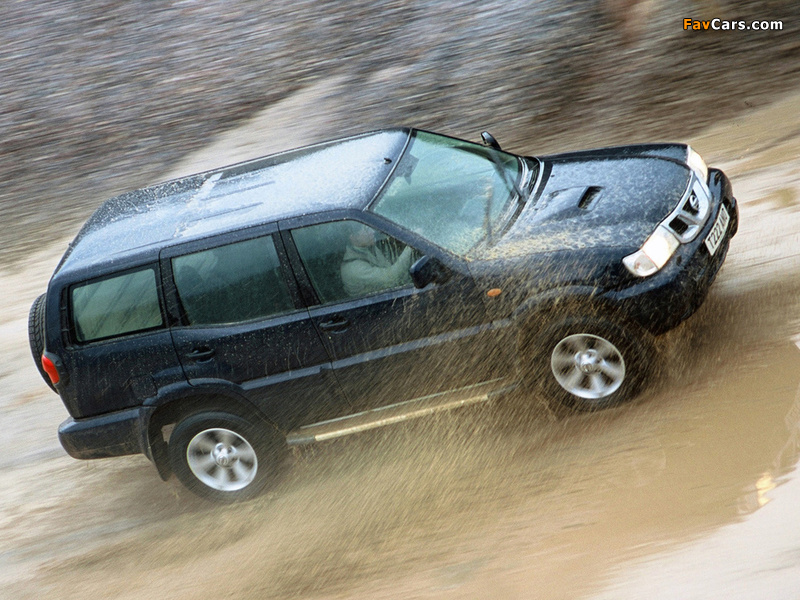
xmin=514 ymin=289 xmax=657 ymax=413
xmin=512 ymin=285 xmax=620 ymax=347
xmin=143 ymin=380 xmax=281 ymax=481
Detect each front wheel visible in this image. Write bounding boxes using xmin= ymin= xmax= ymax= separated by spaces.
xmin=169 ymin=411 xmax=286 ymax=502
xmin=524 ymin=315 xmax=654 ymax=413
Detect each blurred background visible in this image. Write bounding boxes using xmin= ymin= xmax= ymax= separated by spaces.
xmin=2 ymin=0 xmax=798 ymax=263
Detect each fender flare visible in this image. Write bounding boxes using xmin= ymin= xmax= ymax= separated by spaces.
xmin=512 ymin=285 xmax=606 ymax=326
xmin=141 ymin=379 xmax=279 ymax=481
xmin=510 ymin=284 xmax=633 ymax=354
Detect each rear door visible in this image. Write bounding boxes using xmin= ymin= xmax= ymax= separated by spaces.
xmin=161 ymin=224 xmax=350 ymax=430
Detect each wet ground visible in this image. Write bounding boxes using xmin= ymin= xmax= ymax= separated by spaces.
xmin=1 ymin=84 xmax=800 ymax=599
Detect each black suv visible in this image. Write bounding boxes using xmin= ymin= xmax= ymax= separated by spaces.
xmin=29 ymin=128 xmax=737 ymax=501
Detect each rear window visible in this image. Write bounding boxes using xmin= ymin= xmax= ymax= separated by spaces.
xmin=172 ymin=235 xmax=294 ymax=325
xmin=71 ymin=267 xmax=163 ymax=342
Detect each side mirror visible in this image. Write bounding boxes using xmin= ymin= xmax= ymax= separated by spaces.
xmin=409 ymin=255 xmax=451 ymax=289
xmin=481 ymin=131 xmax=502 ymax=150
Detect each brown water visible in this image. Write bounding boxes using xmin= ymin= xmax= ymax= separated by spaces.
xmin=1 ymin=84 xmax=800 ymax=600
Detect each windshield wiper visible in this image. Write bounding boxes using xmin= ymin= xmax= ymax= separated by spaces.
xmin=485 ymin=149 xmax=527 ymax=204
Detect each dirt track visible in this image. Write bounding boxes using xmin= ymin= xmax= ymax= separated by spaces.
xmin=1 ymin=84 xmax=800 ymax=599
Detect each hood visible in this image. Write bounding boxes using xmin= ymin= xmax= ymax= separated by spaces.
xmin=484 ymin=154 xmax=691 ymax=259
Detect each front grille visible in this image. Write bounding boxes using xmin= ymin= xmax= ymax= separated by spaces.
xmin=664 ymin=178 xmax=711 ymax=243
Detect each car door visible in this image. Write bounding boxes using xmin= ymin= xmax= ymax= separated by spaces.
xmin=282 ymin=216 xmax=510 ymax=412
xmin=161 ymin=224 xmax=351 ymax=430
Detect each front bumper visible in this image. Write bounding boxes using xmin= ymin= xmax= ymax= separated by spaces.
xmin=604 ymin=168 xmax=738 ymax=335
xmin=58 ymin=406 xmax=152 ymax=460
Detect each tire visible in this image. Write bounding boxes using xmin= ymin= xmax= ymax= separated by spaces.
xmin=168 ymin=411 xmax=286 ymax=502
xmin=523 ymin=315 xmax=653 ymax=413
xmin=28 ymin=294 xmax=55 ymax=392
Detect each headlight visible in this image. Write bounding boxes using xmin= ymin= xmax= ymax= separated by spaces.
xmin=623 ymin=226 xmax=680 ymax=277
xmin=686 ymin=146 xmax=708 ymax=184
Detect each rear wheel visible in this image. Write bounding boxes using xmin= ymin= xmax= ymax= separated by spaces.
xmin=524 ymin=315 xmax=653 ymax=413
xmin=169 ymin=411 xmax=286 ymax=502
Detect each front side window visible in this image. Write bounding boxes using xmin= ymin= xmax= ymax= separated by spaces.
xmin=292 ymin=220 xmax=415 ymax=303
xmin=172 ymin=235 xmax=294 ymax=325
xmin=72 ymin=267 xmax=163 ymax=342
xmin=371 ymin=131 xmax=525 ymax=256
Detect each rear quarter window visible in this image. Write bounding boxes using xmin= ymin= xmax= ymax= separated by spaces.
xmin=71 ymin=267 xmax=164 ymax=342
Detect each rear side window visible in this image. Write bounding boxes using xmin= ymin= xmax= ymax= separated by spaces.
xmin=72 ymin=267 xmax=163 ymax=342
xmin=172 ymin=235 xmax=294 ymax=325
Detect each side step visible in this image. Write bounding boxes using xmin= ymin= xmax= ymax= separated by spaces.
xmin=286 ymin=380 xmax=515 ymax=446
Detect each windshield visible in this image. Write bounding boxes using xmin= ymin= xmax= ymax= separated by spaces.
xmin=370 ymin=131 xmax=526 ymax=256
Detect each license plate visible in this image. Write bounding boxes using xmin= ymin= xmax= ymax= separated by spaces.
xmin=704 ymin=204 xmax=730 ymax=256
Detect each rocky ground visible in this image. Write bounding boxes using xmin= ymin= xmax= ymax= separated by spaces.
xmin=2 ymin=0 xmax=799 ymax=265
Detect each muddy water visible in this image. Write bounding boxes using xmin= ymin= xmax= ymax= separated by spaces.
xmin=2 ymin=86 xmax=800 ymax=599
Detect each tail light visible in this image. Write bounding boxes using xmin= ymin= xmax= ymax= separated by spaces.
xmin=41 ymin=354 xmax=60 ymax=385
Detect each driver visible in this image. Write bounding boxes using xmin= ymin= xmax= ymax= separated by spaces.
xmin=340 ymin=224 xmax=415 ymax=296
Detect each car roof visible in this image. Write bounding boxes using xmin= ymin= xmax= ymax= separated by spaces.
xmin=56 ymin=128 xmax=411 ymax=277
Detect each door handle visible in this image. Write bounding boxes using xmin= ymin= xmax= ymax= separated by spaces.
xmin=319 ymin=317 xmax=350 ymax=333
xmin=186 ymin=347 xmax=215 ymax=361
